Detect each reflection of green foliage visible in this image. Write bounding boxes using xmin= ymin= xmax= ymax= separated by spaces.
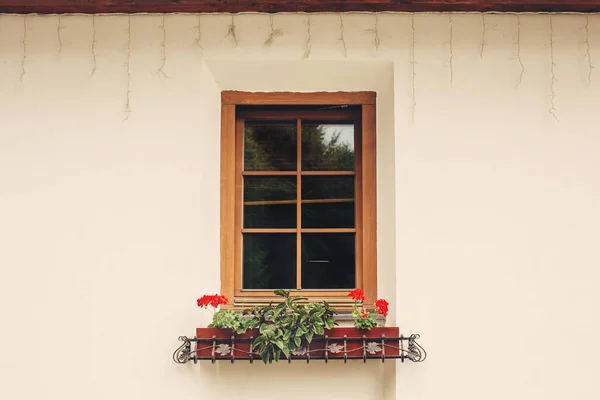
xmin=302 ymin=127 xmax=354 ymax=171
xmin=245 ymin=177 xmax=296 ymax=229
xmin=244 ymin=127 xmax=273 ymax=171
xmin=244 ymin=124 xmax=354 ymax=172
xmin=243 ymin=123 xmax=356 ymax=290
xmin=243 ymin=235 xmax=295 ymax=289
xmin=243 ymin=235 xmax=269 ymax=289
xmin=244 ymin=177 xmax=295 ymax=202
xmin=325 ymin=131 xmax=354 ymax=170
xmin=244 ymin=125 xmax=296 ymax=171
xmin=301 ymin=234 xmax=355 ymax=289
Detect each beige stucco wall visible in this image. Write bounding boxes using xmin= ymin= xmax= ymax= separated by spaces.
xmin=1 ymin=12 xmax=599 ymax=400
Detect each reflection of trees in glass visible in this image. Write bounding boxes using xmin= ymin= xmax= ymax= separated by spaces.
xmin=243 ymin=235 xmax=295 ymax=289
xmin=244 ymin=124 xmax=354 ymax=172
xmin=243 ymin=235 xmax=269 ymax=289
xmin=301 ymin=234 xmax=355 ymax=289
xmin=242 ymin=123 xmax=357 ymax=290
xmin=301 ymin=176 xmax=354 ymax=228
xmin=244 ymin=177 xmax=296 ymax=229
xmin=244 ymin=125 xmax=296 ymax=171
xmin=302 ymin=125 xmax=354 ymax=171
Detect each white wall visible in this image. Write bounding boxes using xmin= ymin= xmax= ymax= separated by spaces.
xmin=0 ymin=12 xmax=599 ymax=400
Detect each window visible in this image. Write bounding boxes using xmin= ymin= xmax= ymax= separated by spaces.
xmin=220 ymin=92 xmax=377 ymax=307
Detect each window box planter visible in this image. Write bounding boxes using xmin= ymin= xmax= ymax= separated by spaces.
xmin=174 ymin=290 xmax=425 ymax=364
xmin=194 ymin=326 xmax=403 ymax=362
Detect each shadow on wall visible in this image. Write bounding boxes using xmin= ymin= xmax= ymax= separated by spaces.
xmin=196 ymin=361 xmax=387 ymax=399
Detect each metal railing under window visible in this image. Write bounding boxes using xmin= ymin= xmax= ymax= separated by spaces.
xmin=173 ymin=333 xmax=426 ymax=364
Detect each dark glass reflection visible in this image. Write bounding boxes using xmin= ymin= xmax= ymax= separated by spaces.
xmin=244 ymin=177 xmax=297 ymax=228
xmin=302 ymin=176 xmax=355 ymax=228
xmin=301 ymin=234 xmax=355 ymax=289
xmin=302 ymin=123 xmax=354 ymax=171
xmin=244 ymin=122 xmax=296 ymax=171
xmin=243 ymin=234 xmax=296 ymax=289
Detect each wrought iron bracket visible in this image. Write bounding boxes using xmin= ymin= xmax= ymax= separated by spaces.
xmin=173 ymin=334 xmax=426 ymax=364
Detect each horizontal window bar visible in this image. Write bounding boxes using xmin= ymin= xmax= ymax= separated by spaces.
xmin=244 ymin=198 xmax=354 ymax=206
xmin=242 ymin=171 xmax=355 ymax=176
xmin=241 ymin=228 xmax=356 ymax=234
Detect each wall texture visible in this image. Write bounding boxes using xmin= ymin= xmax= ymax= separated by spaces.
xmin=0 ymin=12 xmax=599 ymax=400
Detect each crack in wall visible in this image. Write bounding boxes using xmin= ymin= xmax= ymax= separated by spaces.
xmin=57 ymin=15 xmax=63 ymax=54
xmin=411 ymin=14 xmax=416 ymax=123
xmin=195 ymin=15 xmax=203 ymax=49
xmin=338 ymin=14 xmax=347 ymax=57
xmin=225 ymin=14 xmax=237 ymax=47
xmin=158 ymin=14 xmax=169 ymax=78
xmin=90 ymin=15 xmax=97 ymax=78
xmin=516 ymin=15 xmax=524 ymax=87
xmin=549 ymin=16 xmax=559 ymax=122
xmin=124 ymin=16 xmax=132 ymax=121
xmin=303 ymin=15 xmax=311 ymax=59
xmin=585 ymin=15 xmax=594 ymax=86
xmin=9 ymin=12 xmax=592 ymax=125
xmin=264 ymin=14 xmax=282 ymax=48
xmin=366 ymin=13 xmax=380 ymax=52
xmin=21 ymin=15 xmax=27 ymax=84
xmin=449 ymin=14 xmax=454 ymax=88
xmin=480 ymin=13 xmax=486 ymax=59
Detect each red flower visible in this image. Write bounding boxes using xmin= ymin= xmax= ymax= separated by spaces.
xmin=348 ymin=288 xmax=365 ymax=302
xmin=197 ymin=294 xmax=228 ymax=308
xmin=361 ymin=311 xmax=369 ymax=319
xmin=197 ymin=295 xmax=212 ymax=308
xmin=375 ymin=299 xmax=389 ymax=317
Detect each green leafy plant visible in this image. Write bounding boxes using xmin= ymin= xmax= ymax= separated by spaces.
xmin=208 ymin=309 xmax=249 ymax=334
xmin=197 ymin=293 xmax=249 ymax=334
xmin=197 ymin=290 xmax=339 ymax=364
xmin=243 ymin=289 xmax=338 ymax=364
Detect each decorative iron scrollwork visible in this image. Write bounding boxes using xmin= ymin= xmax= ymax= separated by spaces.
xmin=327 ymin=343 xmax=343 ymax=354
xmin=173 ymin=333 xmax=427 ymax=364
xmin=215 ymin=344 xmax=231 ymax=356
xmin=366 ymin=342 xmax=382 ymax=354
xmin=406 ymin=334 xmax=427 ymax=362
xmin=292 ymin=346 xmax=307 ymax=356
xmin=173 ymin=336 xmax=192 ymax=364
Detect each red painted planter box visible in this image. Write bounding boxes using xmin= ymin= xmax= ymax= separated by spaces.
xmin=195 ymin=328 xmax=260 ymax=360
xmin=195 ymin=327 xmax=400 ymax=361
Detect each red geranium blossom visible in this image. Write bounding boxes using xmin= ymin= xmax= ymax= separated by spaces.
xmin=361 ymin=311 xmax=369 ymax=319
xmin=375 ymin=299 xmax=389 ymax=317
xmin=348 ymin=288 xmax=365 ymax=302
xmin=197 ymin=294 xmax=228 ymax=308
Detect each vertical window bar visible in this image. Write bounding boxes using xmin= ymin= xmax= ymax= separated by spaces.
xmin=296 ymin=118 xmax=302 ymax=289
xmin=354 ymin=114 xmax=363 ymax=292
xmin=235 ymin=117 xmax=244 ymax=292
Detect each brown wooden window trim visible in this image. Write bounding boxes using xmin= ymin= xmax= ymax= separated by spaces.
xmin=220 ymin=91 xmax=377 ymax=308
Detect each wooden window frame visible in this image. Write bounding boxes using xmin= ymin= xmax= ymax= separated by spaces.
xmin=220 ymin=91 xmax=377 ymax=308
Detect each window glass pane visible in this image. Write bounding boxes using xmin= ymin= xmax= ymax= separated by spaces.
xmin=301 ymin=233 xmax=355 ymax=289
xmin=302 ymin=176 xmax=354 ymax=228
xmin=244 ymin=177 xmax=297 ymax=228
xmin=243 ymin=234 xmax=296 ymax=289
xmin=302 ymin=123 xmax=354 ymax=171
xmin=244 ymin=122 xmax=296 ymax=171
